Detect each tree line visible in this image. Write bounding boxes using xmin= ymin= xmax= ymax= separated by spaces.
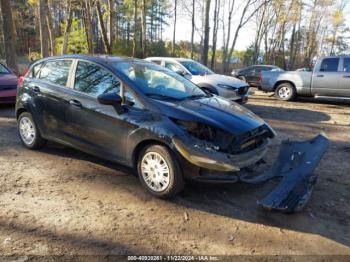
xmin=0 ymin=0 xmax=349 ymax=75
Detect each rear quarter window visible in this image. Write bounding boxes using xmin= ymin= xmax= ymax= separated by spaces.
xmin=38 ymin=60 xmax=72 ymax=86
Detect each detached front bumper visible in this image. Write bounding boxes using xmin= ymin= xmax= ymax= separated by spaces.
xmin=173 ymin=133 xmax=329 ymax=213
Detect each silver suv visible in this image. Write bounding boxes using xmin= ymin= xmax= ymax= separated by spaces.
xmin=145 ymin=57 xmax=249 ymax=103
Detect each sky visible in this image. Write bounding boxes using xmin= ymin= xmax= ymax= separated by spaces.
xmin=163 ymin=1 xmax=350 ymax=52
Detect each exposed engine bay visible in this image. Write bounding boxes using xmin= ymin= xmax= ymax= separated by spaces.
xmin=172 ymin=119 xmax=274 ymax=155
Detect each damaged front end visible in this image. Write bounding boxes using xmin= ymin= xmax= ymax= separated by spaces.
xmin=171 ymin=120 xmax=329 ymax=213
xmin=172 ymin=119 xmax=274 ymax=173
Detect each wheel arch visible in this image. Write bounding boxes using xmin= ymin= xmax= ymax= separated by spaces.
xmin=273 ymin=80 xmax=296 ymax=91
xmin=132 ymin=139 xmax=173 ymax=170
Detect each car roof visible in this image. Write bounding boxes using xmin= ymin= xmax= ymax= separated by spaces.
xmin=146 ymin=57 xmax=194 ymax=62
xmin=33 ymin=54 xmax=147 ymax=66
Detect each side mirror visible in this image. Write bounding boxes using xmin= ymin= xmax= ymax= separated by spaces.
xmin=97 ymin=93 xmax=124 ymax=114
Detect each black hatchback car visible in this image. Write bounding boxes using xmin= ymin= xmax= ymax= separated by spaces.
xmin=16 ymin=55 xmax=276 ymax=198
xmin=232 ymin=65 xmax=283 ymax=87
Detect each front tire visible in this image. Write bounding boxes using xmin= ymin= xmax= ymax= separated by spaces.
xmin=274 ymin=83 xmax=296 ymax=101
xmin=18 ymin=112 xmax=46 ymax=149
xmin=137 ymin=145 xmax=184 ymax=198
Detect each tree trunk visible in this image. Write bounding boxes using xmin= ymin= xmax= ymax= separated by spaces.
xmin=222 ymin=0 xmax=235 ymax=73
xmin=44 ymin=0 xmax=55 ymax=56
xmin=210 ymin=0 xmax=220 ymax=70
xmin=62 ymin=0 xmax=73 ymax=54
xmin=39 ymin=0 xmax=49 ymax=57
xmin=141 ymin=0 xmax=146 ymax=57
xmin=83 ymin=0 xmax=94 ymax=54
xmin=0 ymin=0 xmax=18 ymax=74
xmin=108 ymin=0 xmax=114 ymax=51
xmin=132 ymin=0 xmax=137 ymax=57
xmin=190 ymin=0 xmax=195 ymax=59
xmin=172 ymin=0 xmax=177 ymax=56
xmin=201 ymin=0 xmax=211 ymax=66
xmin=96 ymin=0 xmax=111 ymax=54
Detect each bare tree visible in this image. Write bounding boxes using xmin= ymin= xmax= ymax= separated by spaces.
xmin=172 ymin=0 xmax=177 ymax=56
xmin=62 ymin=0 xmax=74 ymax=54
xmin=210 ymin=0 xmax=220 ymax=69
xmin=82 ymin=0 xmax=94 ymax=54
xmin=201 ymin=0 xmax=211 ymax=66
xmin=132 ymin=0 xmax=137 ymax=57
xmin=0 ymin=0 xmax=18 ymax=73
xmin=141 ymin=0 xmax=147 ymax=57
xmin=96 ymin=0 xmax=111 ymax=54
xmin=39 ymin=0 xmax=49 ymax=57
xmin=190 ymin=0 xmax=195 ymax=59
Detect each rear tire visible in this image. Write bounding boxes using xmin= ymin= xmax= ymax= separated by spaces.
xmin=137 ymin=144 xmax=184 ymax=198
xmin=274 ymin=83 xmax=296 ymax=101
xmin=18 ymin=112 xmax=46 ymax=149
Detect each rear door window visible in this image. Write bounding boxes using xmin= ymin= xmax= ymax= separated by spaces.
xmin=320 ymin=58 xmax=340 ymax=72
xmin=38 ymin=60 xmax=72 ymax=86
xmin=343 ymin=58 xmax=350 ymax=72
xmin=74 ymin=61 xmax=121 ymax=97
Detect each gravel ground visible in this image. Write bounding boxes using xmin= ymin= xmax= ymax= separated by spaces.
xmin=0 ymin=89 xmax=349 ymax=257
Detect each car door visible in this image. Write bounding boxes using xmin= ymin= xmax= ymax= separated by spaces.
xmin=64 ymin=60 xmax=142 ymax=163
xmin=244 ymin=67 xmax=256 ymax=84
xmin=29 ymin=59 xmax=73 ymax=140
xmin=338 ymin=57 xmax=350 ymax=97
xmin=311 ymin=57 xmax=341 ymax=96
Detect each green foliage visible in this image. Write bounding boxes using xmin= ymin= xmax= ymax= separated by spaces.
xmin=55 ymin=20 xmax=89 ymax=55
xmin=28 ymin=52 xmax=41 ymax=61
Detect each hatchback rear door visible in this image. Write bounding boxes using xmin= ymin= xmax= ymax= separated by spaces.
xmin=29 ymin=59 xmax=74 ymax=140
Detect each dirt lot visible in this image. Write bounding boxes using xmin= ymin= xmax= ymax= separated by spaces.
xmin=0 ymin=90 xmax=349 ymax=257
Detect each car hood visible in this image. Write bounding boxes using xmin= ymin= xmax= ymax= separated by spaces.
xmin=191 ymin=74 xmax=247 ymax=88
xmin=151 ymin=96 xmax=267 ymax=135
xmin=0 ymin=74 xmax=18 ymax=86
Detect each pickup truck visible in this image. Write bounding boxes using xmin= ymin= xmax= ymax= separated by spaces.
xmin=259 ymin=56 xmax=350 ymax=101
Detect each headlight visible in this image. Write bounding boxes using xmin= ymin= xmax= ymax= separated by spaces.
xmin=217 ymin=84 xmax=237 ymax=90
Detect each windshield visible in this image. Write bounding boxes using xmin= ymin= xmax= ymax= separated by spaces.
xmin=180 ymin=61 xmax=214 ymax=76
xmin=0 ymin=64 xmax=10 ymax=74
xmin=271 ymin=67 xmax=284 ymax=72
xmin=113 ymin=62 xmax=207 ymax=100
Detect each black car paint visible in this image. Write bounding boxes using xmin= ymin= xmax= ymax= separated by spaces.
xmin=16 ymin=55 xmax=274 ymax=180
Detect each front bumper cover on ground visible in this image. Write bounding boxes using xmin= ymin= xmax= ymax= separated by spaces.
xmin=240 ymin=133 xmax=329 ymax=213
xmin=174 ymin=133 xmax=329 ymax=213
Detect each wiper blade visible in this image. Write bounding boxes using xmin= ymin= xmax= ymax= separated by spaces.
xmin=186 ymin=94 xmax=207 ymax=100
xmin=144 ymin=93 xmax=184 ymax=101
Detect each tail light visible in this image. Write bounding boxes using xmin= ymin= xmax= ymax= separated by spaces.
xmin=18 ymin=69 xmax=30 ymax=88
xmin=258 ymin=72 xmax=263 ymax=82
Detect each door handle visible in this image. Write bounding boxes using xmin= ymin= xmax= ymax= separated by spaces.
xmin=343 ymin=75 xmax=350 ymax=78
xmin=316 ymin=75 xmax=324 ymax=77
xmin=69 ymin=99 xmax=82 ymax=108
xmin=32 ymin=86 xmax=41 ymax=93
